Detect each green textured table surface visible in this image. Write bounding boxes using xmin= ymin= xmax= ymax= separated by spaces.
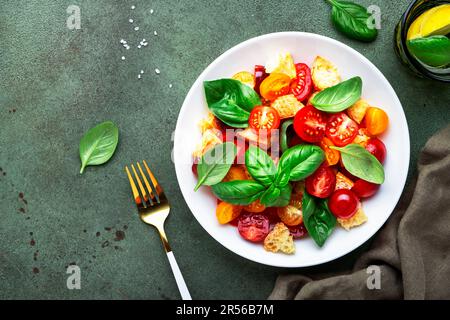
xmin=0 ymin=0 xmax=449 ymax=300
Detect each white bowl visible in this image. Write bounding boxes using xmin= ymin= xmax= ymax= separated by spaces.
xmin=174 ymin=32 xmax=410 ymax=268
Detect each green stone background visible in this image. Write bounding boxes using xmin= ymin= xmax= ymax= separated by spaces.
xmin=0 ymin=0 xmax=449 ymax=300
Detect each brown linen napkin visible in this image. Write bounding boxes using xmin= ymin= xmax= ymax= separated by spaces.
xmin=269 ymin=124 xmax=450 ymax=300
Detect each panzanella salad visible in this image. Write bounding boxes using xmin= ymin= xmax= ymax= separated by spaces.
xmin=192 ymin=53 xmax=389 ymax=255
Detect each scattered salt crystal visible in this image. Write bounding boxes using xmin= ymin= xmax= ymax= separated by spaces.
xmin=121 ymin=56 xmax=126 ymax=60
xmin=120 ymin=39 xmax=125 ymax=43
xmin=150 ymin=9 xmax=154 ymax=14
xmin=140 ymin=70 xmax=144 ymax=74
xmin=143 ymin=42 xmax=148 ymax=47
xmin=155 ymin=68 xmax=160 ymax=74
xmin=169 ymin=84 xmax=173 ymax=88
xmin=138 ymin=74 xmax=142 ymax=79
xmin=138 ymin=45 xmax=142 ymax=49
xmin=131 ymin=5 xmax=135 ymax=10
xmin=153 ymin=31 xmax=158 ymax=36
xmin=129 ymin=19 xmax=134 ymax=23
xmin=134 ymin=26 xmax=140 ymax=31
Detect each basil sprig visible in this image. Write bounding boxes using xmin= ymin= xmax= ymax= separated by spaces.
xmin=302 ymin=191 xmax=336 ymax=247
xmin=310 ymin=77 xmax=362 ymax=113
xmin=204 ymin=79 xmax=261 ymax=128
xmin=211 ymin=145 xmax=324 ymax=207
xmin=326 ymin=0 xmax=378 ymax=42
xmin=331 ymin=144 xmax=384 ymax=184
xmin=194 ymin=142 xmax=237 ymax=191
xmin=280 ymin=119 xmax=294 ymax=153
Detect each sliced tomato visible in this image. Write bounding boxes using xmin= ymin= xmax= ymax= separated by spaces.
xmin=326 ymin=113 xmax=359 ymax=147
xmin=293 ymin=105 xmax=327 ymax=143
xmin=329 ymin=189 xmax=360 ymax=219
xmin=259 ymin=73 xmax=291 ymax=101
xmin=305 ymin=166 xmax=336 ymax=199
xmin=289 ymin=223 xmax=308 ymax=239
xmin=237 ymin=213 xmax=270 ymax=243
xmin=290 ymin=63 xmax=312 ymax=102
xmin=254 ymin=65 xmax=268 ymax=95
xmin=365 ymin=138 xmax=387 ymax=164
xmin=248 ymin=106 xmax=280 ymax=131
xmin=319 ymin=137 xmax=340 ymax=166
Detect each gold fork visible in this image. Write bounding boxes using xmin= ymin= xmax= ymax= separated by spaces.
xmin=125 ymin=160 xmax=192 ymax=300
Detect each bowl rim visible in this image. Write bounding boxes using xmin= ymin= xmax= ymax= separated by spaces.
xmin=174 ymin=31 xmax=410 ymax=268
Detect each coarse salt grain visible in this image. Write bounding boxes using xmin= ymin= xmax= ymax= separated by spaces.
xmin=140 ymin=70 xmax=144 ymax=74
xmin=121 ymin=56 xmax=126 ymax=60
xmin=138 ymin=45 xmax=142 ymax=49
xmin=138 ymin=74 xmax=142 ymax=79
xmin=150 ymin=9 xmax=154 ymax=14
xmin=131 ymin=5 xmax=135 ymax=10
xmin=154 ymin=31 xmax=158 ymax=36
xmin=155 ymin=68 xmax=160 ymax=74
xmin=129 ymin=19 xmax=134 ymax=23
xmin=134 ymin=26 xmax=139 ymax=31
xmin=169 ymin=84 xmax=173 ymax=88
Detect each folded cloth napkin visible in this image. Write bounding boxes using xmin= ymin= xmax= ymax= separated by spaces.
xmin=269 ymin=124 xmax=450 ymax=300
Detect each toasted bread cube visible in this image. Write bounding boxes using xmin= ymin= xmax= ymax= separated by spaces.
xmin=192 ymin=128 xmax=222 ymax=158
xmin=348 ymin=99 xmax=370 ymax=124
xmin=335 ymin=172 xmax=354 ymax=190
xmin=198 ymin=113 xmax=222 ymax=134
xmin=236 ymin=128 xmax=274 ymax=150
xmin=271 ymin=94 xmax=304 ymax=119
xmin=353 ymin=128 xmax=371 ymax=147
xmin=337 ymin=206 xmax=368 ymax=230
xmin=264 ymin=223 xmax=295 ymax=254
xmin=265 ymin=52 xmax=297 ymax=79
xmin=312 ymin=56 xmax=341 ymax=91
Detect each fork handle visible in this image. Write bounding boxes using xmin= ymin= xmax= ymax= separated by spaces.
xmin=166 ymin=251 xmax=192 ymax=300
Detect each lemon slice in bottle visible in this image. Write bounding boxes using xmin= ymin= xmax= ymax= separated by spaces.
xmin=407 ymin=4 xmax=450 ymax=40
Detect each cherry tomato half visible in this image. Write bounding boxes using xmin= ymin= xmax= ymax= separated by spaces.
xmin=319 ymin=137 xmax=340 ymax=166
xmin=249 ymin=106 xmax=281 ymax=131
xmin=259 ymin=73 xmax=291 ymax=101
xmin=293 ymin=105 xmax=328 ymax=143
xmin=237 ymin=213 xmax=270 ymax=243
xmin=352 ymin=179 xmax=380 ymax=198
xmin=254 ymin=65 xmax=268 ymax=95
xmin=329 ymin=189 xmax=360 ymax=220
xmin=290 ymin=63 xmax=313 ymax=102
xmin=365 ymin=138 xmax=387 ymax=164
xmin=289 ymin=223 xmax=308 ymax=239
xmin=326 ymin=112 xmax=359 ymax=147
xmin=305 ymin=166 xmax=336 ymax=199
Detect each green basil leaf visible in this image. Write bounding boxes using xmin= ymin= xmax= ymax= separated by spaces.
xmin=310 ymin=76 xmax=362 ymax=113
xmin=274 ymin=167 xmax=291 ymax=188
xmin=278 ymin=145 xmax=325 ymax=181
xmin=79 ymin=121 xmax=119 ymax=174
xmin=302 ymin=192 xmax=336 ymax=247
xmin=331 ymin=144 xmax=384 ymax=184
xmin=260 ymin=183 xmax=292 ymax=207
xmin=194 ymin=142 xmax=237 ymax=191
xmin=204 ymin=79 xmax=261 ymax=128
xmin=280 ymin=119 xmax=294 ymax=153
xmin=327 ymin=0 xmax=378 ymax=42
xmin=407 ymin=36 xmax=450 ymax=68
xmin=245 ymin=146 xmax=276 ymax=186
xmin=211 ymin=180 xmax=267 ymax=205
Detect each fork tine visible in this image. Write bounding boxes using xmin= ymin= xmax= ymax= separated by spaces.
xmin=131 ymin=164 xmax=152 ymax=207
xmin=137 ymin=162 xmax=157 ymax=204
xmin=143 ymin=160 xmax=164 ymax=200
xmin=125 ymin=166 xmax=143 ymax=206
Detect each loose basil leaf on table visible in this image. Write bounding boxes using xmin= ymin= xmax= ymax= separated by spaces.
xmin=310 ymin=76 xmax=362 ymax=113
xmin=326 ymin=0 xmax=378 ymax=42
xmin=407 ymin=36 xmax=450 ymax=68
xmin=331 ymin=143 xmax=384 ymax=184
xmin=204 ymin=78 xmax=261 ymax=128
xmin=280 ymin=119 xmax=294 ymax=153
xmin=194 ymin=142 xmax=237 ymax=191
xmin=245 ymin=146 xmax=277 ymax=186
xmin=260 ymin=183 xmax=292 ymax=208
xmin=211 ymin=180 xmax=267 ymax=205
xmin=79 ymin=121 xmax=119 ymax=174
xmin=278 ymin=144 xmax=325 ymax=181
xmin=302 ymin=191 xmax=336 ymax=247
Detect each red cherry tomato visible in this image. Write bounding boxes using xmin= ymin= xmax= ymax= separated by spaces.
xmin=329 ymin=189 xmax=360 ymax=219
xmin=293 ymin=105 xmax=328 ymax=143
xmin=290 ymin=63 xmax=313 ymax=102
xmin=305 ymin=166 xmax=336 ymax=199
xmin=254 ymin=65 xmax=268 ymax=95
xmin=365 ymin=138 xmax=387 ymax=164
xmin=237 ymin=213 xmax=270 ymax=243
xmin=352 ymin=179 xmax=380 ymax=198
xmin=249 ymin=106 xmax=281 ymax=131
xmin=289 ymin=223 xmax=308 ymax=239
xmin=326 ymin=113 xmax=359 ymax=147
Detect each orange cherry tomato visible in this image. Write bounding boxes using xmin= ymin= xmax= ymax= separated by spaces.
xmin=222 ymin=166 xmax=248 ymax=182
xmin=216 ymin=202 xmax=243 ymax=225
xmin=259 ymin=73 xmax=291 ymax=101
xmin=365 ymin=107 xmax=389 ymax=136
xmin=248 ymin=106 xmax=281 ymax=131
xmin=244 ymin=199 xmax=266 ymax=213
xmin=232 ymin=71 xmax=255 ymax=88
xmin=319 ymin=137 xmax=340 ymax=166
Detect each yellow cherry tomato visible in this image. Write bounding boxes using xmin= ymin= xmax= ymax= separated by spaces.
xmin=232 ymin=71 xmax=255 ymax=88
xmin=365 ymin=107 xmax=389 ymax=136
xmin=216 ymin=202 xmax=243 ymax=225
xmin=259 ymin=73 xmax=291 ymax=101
